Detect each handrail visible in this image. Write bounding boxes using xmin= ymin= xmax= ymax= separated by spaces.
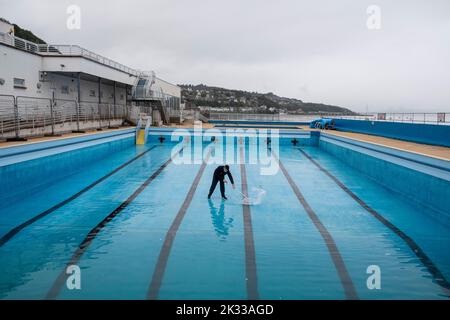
xmin=331 ymin=112 xmax=450 ymax=125
xmin=208 ymin=112 xmax=450 ymax=125
xmin=0 ymin=94 xmax=133 ymax=140
xmin=136 ymin=116 xmax=142 ymax=132
xmin=144 ymin=116 xmax=151 ymax=143
xmin=0 ymin=32 xmax=140 ymax=76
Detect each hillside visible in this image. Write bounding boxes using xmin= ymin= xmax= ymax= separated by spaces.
xmin=180 ymin=84 xmax=353 ymax=114
xmin=1 ymin=18 xmax=46 ymax=44
xmin=13 ymin=23 xmax=46 ymax=44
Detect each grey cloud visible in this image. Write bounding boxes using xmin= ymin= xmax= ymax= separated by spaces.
xmin=1 ymin=0 xmax=449 ymax=111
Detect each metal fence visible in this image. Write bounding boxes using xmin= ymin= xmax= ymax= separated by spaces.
xmin=0 ymin=95 xmax=15 ymax=136
xmin=209 ymin=112 xmax=450 ymax=125
xmin=0 ymin=32 xmax=140 ymax=76
xmin=209 ymin=113 xmax=281 ymax=121
xmin=344 ymin=112 xmax=450 ymax=125
xmin=0 ymin=95 xmax=133 ymax=140
xmin=16 ymin=96 xmax=53 ymax=136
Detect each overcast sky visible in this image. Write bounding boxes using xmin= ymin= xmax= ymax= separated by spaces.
xmin=2 ymin=0 xmax=450 ymax=112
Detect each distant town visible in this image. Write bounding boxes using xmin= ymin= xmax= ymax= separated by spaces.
xmin=180 ymin=84 xmax=354 ymax=115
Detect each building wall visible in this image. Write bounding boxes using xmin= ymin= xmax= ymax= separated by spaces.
xmin=155 ymin=77 xmax=181 ymax=98
xmin=42 ymin=56 xmax=137 ymax=85
xmin=0 ymin=44 xmax=127 ymax=104
xmin=0 ymin=43 xmax=180 ymax=109
xmin=0 ymin=44 xmax=43 ymax=97
xmin=0 ymin=19 xmax=14 ymax=35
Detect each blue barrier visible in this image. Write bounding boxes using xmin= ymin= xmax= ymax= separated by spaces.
xmin=332 ymin=119 xmax=450 ymax=147
xmin=209 ymin=120 xmax=310 ymax=125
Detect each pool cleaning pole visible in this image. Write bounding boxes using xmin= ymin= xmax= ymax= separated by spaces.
xmin=236 ymin=189 xmax=250 ymax=200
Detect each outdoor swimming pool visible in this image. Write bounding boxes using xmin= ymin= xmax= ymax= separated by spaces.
xmin=0 ymin=129 xmax=449 ymax=299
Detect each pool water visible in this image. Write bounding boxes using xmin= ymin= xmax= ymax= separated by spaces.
xmin=0 ymin=139 xmax=449 ymax=300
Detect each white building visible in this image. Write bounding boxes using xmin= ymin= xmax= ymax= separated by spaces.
xmin=0 ymin=19 xmax=181 ymax=139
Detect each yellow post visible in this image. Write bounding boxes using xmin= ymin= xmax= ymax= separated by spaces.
xmin=136 ymin=129 xmax=146 ymax=145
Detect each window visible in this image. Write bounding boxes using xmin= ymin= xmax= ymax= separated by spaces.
xmin=61 ymin=85 xmax=69 ymax=94
xmin=89 ymin=90 xmax=96 ymax=97
xmin=13 ymin=78 xmax=26 ymax=89
xmin=137 ymin=79 xmax=147 ymax=86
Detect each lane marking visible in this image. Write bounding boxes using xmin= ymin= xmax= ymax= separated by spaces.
xmin=147 ymin=149 xmax=211 ymax=299
xmin=239 ymin=145 xmax=259 ymax=300
xmin=274 ymin=151 xmax=359 ymax=300
xmin=0 ymin=145 xmax=158 ymax=247
xmin=45 ymin=147 xmax=180 ymax=299
xmin=298 ymin=148 xmax=450 ymax=297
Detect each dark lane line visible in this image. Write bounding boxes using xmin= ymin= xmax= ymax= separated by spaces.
xmin=298 ymin=148 xmax=450 ymax=297
xmin=239 ymin=145 xmax=259 ymax=300
xmin=274 ymin=151 xmax=359 ymax=300
xmin=45 ymin=147 xmax=180 ymax=300
xmin=0 ymin=145 xmax=158 ymax=248
xmin=147 ymin=149 xmax=211 ymax=300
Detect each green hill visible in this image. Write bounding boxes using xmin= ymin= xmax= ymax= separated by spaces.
xmin=13 ymin=23 xmax=46 ymax=44
xmin=180 ymin=84 xmax=354 ymax=114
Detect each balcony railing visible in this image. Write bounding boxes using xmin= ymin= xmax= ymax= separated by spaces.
xmin=0 ymin=32 xmax=140 ymax=76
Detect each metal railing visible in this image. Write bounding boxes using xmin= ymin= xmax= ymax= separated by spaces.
xmin=209 ymin=113 xmax=281 ymax=121
xmin=334 ymin=112 xmax=450 ymax=125
xmin=0 ymin=95 xmax=16 ymax=136
xmin=0 ymin=32 xmax=140 ymax=76
xmin=208 ymin=112 xmax=450 ymax=125
xmin=0 ymin=95 xmax=134 ymax=140
xmin=16 ymin=96 xmax=53 ymax=136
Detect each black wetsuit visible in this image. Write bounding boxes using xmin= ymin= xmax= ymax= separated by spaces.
xmin=208 ymin=166 xmax=234 ymax=199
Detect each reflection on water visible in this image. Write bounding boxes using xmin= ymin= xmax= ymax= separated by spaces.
xmin=208 ymin=199 xmax=234 ymax=241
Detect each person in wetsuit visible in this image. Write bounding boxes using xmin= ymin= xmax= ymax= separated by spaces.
xmin=207 ymin=165 xmax=235 ymax=200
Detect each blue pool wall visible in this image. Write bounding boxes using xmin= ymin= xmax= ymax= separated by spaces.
xmin=332 ymin=119 xmax=450 ymax=147
xmin=319 ymin=134 xmax=450 ymax=222
xmin=0 ymin=129 xmax=135 ymax=159
xmin=0 ymin=130 xmax=135 ymax=204
xmin=209 ymin=118 xmax=450 ymax=147
xmin=208 ymin=120 xmax=310 ymax=126
xmin=146 ymin=128 xmax=316 ymax=146
xmin=1 ymin=127 xmax=448 ymax=223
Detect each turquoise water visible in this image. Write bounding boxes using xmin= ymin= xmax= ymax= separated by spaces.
xmin=0 ymin=139 xmax=449 ymax=299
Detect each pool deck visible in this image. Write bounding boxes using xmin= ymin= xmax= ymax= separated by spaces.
xmin=314 ymin=129 xmax=450 ymax=161
xmin=1 ymin=124 xmax=449 ymax=162
xmin=0 ymin=127 xmax=135 ymax=149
